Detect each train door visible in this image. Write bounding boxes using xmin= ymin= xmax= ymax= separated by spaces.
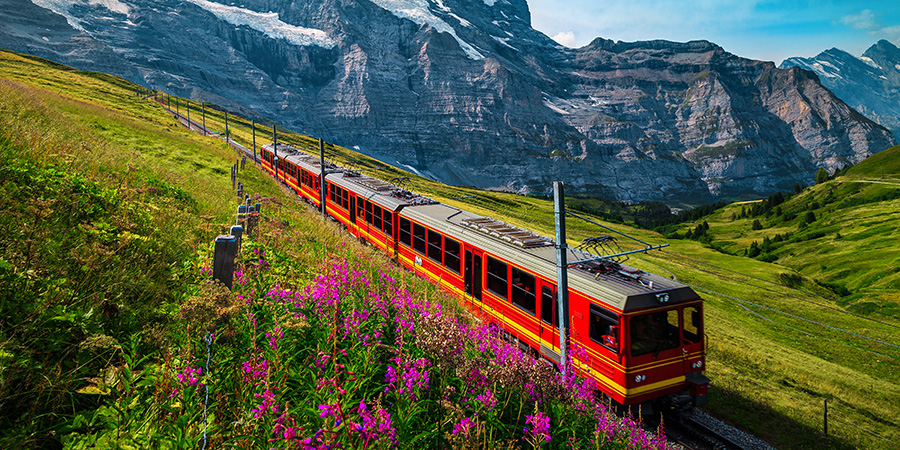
xmin=464 ymin=249 xmax=482 ymax=302
xmin=539 ymin=285 xmax=559 ymax=358
xmin=349 ymin=195 xmax=357 ymax=235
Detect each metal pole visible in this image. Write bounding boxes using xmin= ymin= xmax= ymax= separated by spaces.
xmin=225 ymin=111 xmax=229 ymax=143
xmin=319 ymin=138 xmax=326 ymax=217
xmin=252 ymin=120 xmax=257 ymax=163
xmin=202 ymin=103 xmax=206 ymax=135
xmin=186 ymin=100 xmax=190 ymax=129
xmin=824 ymin=398 xmax=828 ymax=436
xmin=176 ymin=97 xmax=179 ymax=115
xmin=553 ymin=181 xmax=569 ymax=372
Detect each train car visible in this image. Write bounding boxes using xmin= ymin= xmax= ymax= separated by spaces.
xmin=258 ymin=143 xmax=709 ymax=413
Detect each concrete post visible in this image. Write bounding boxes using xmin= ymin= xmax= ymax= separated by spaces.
xmin=213 ymin=235 xmax=237 ymax=288
xmin=553 ymin=181 xmax=570 ymax=372
xmin=230 ymin=224 xmax=244 ymax=251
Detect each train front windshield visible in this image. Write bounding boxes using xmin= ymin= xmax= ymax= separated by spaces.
xmin=630 ymin=310 xmax=678 ymax=356
xmin=630 ymin=306 xmax=703 ymax=357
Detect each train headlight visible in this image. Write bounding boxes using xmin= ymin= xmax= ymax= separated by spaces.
xmin=692 ymin=361 xmax=703 ymax=369
xmin=634 ymin=375 xmax=646 ymax=383
xmin=656 ymin=293 xmax=670 ymax=303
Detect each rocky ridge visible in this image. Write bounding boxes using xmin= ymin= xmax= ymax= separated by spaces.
xmin=781 ymin=39 xmax=900 ymax=142
xmin=1 ymin=0 xmax=894 ymax=204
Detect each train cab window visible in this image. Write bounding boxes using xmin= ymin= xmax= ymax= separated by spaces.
xmin=399 ymin=217 xmax=412 ymax=247
xmin=683 ymin=305 xmax=702 ymax=344
xmin=427 ymin=230 xmax=443 ymax=263
xmin=589 ymin=305 xmax=619 ymax=352
xmin=541 ymin=286 xmax=557 ymax=327
xmin=485 ymin=256 xmax=508 ymax=300
xmin=357 ymin=196 xmax=365 ymax=219
xmin=444 ymin=237 xmax=460 ymax=273
xmin=510 ymin=267 xmax=536 ymax=315
xmin=630 ymin=310 xmax=679 ymax=357
xmin=373 ymin=205 xmax=383 ymax=231
xmin=412 ymin=223 xmax=427 ymax=254
xmin=383 ymin=211 xmax=393 ymax=236
xmin=341 ymin=188 xmax=349 ymax=210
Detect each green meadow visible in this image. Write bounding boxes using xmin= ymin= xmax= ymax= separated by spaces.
xmin=1 ymin=49 xmax=898 ymax=449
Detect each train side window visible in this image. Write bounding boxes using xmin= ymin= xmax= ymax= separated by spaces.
xmin=383 ymin=211 xmax=393 ymax=236
xmin=510 ymin=267 xmax=536 ymax=315
xmin=399 ymin=217 xmax=411 ymax=247
xmin=373 ymin=205 xmax=383 ymax=231
xmin=357 ymin=196 xmax=365 ymax=219
xmin=341 ymin=188 xmax=348 ymax=210
xmin=444 ymin=237 xmax=460 ymax=274
xmin=427 ymin=229 xmax=443 ymax=263
xmin=412 ymin=223 xmax=427 ymax=254
xmin=541 ymin=286 xmax=557 ymax=327
xmin=683 ymin=305 xmax=701 ymax=344
xmin=589 ymin=305 xmax=619 ymax=352
xmin=485 ymin=256 xmax=508 ymax=300
xmin=365 ymin=201 xmax=373 ymax=224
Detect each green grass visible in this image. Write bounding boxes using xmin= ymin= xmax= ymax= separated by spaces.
xmin=1 ymin=48 xmax=898 ymax=450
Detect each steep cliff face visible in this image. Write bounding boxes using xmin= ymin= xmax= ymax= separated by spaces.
xmin=781 ymin=40 xmax=900 ymax=141
xmin=2 ymin=0 xmax=894 ymax=204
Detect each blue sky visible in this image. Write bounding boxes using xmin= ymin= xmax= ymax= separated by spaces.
xmin=526 ymin=1 xmax=900 ymax=64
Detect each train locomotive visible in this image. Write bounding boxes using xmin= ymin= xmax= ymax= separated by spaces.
xmin=259 ymin=143 xmax=709 ymax=412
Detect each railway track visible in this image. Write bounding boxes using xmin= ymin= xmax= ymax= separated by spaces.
xmin=664 ymin=410 xmax=773 ymax=450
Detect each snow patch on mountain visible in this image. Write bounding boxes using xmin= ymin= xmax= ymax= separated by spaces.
xmin=185 ymin=0 xmax=335 ymax=49
xmin=483 ymin=0 xmax=497 ymax=6
xmin=30 ymin=0 xmax=130 ymax=31
xmin=858 ymin=56 xmax=880 ymax=69
xmin=368 ymin=0 xmax=483 ymax=59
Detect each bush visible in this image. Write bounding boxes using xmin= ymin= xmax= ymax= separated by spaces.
xmin=751 ymin=219 xmax=763 ymax=230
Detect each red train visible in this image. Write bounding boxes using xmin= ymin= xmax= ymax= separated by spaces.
xmin=260 ymin=143 xmax=709 ymax=413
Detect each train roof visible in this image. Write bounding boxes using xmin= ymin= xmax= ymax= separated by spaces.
xmin=400 ymin=203 xmax=696 ymax=313
xmin=261 ymin=144 xmax=697 ymax=312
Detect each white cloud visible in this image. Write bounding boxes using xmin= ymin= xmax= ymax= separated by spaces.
xmin=841 ymin=9 xmax=880 ymax=31
xmin=551 ymin=31 xmax=577 ymax=47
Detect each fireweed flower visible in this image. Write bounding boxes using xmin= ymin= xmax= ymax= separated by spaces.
xmin=524 ymin=411 xmax=551 ymax=444
xmin=473 ymin=389 xmax=497 ymax=413
xmin=176 ymin=366 xmax=203 ymax=388
xmin=318 ymin=402 xmax=339 ymax=418
xmin=251 ymin=389 xmax=279 ymax=419
xmin=241 ymin=354 xmax=269 ymax=386
xmin=351 ymin=400 xmax=396 ymax=445
xmin=452 ymin=417 xmax=475 ymax=437
xmin=266 ymin=327 xmax=284 ymax=350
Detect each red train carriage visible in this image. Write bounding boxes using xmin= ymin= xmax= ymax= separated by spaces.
xmin=258 ymin=143 xmax=709 ymax=413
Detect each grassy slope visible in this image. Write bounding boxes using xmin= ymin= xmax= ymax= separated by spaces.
xmin=1 ymin=49 xmax=898 ymax=449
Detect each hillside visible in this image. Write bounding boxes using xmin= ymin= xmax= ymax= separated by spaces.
xmin=1 ymin=0 xmax=895 ymax=204
xmin=661 ymin=146 xmax=900 ymax=318
xmin=0 ymin=50 xmax=662 ymax=450
xmin=1 ymin=50 xmax=898 ymax=450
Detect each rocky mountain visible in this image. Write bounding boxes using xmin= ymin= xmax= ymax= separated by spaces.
xmin=781 ymin=40 xmax=900 ymax=141
xmin=1 ymin=0 xmax=894 ymax=204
